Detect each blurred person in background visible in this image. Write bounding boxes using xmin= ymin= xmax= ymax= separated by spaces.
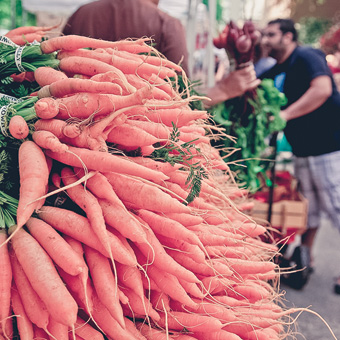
xmin=261 ymin=18 xmax=340 ymax=293
xmin=62 ymin=0 xmax=190 ymax=74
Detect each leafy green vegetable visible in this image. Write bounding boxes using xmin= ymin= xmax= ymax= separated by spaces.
xmin=210 ymin=78 xmax=287 ymax=192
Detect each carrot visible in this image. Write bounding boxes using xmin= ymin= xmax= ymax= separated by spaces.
xmin=123 ymin=74 xmax=171 ymax=100
xmin=98 ymin=198 xmax=147 ymax=244
xmin=73 ymin=169 xmax=125 ymax=209
xmin=11 ymin=285 xmax=34 ymax=340
xmin=34 ymin=97 xmax=60 ymax=119
xmin=40 ymin=35 xmax=151 ymax=54
xmin=193 ymin=330 xmax=243 ymax=340
xmin=5 ymin=24 xmax=59 ymax=38
xmin=10 ymin=251 xmax=50 ymax=332
xmin=136 ymin=209 xmax=204 ymax=249
xmin=37 ymin=78 xmax=123 ymax=98
xmin=120 ymin=285 xmax=160 ymax=322
xmin=136 ymin=322 xmax=168 ymax=340
xmin=106 ymin=124 xmax=161 ymax=147
xmin=83 ymin=245 xmax=125 ymax=328
xmin=130 ymin=108 xmax=207 ymax=128
xmin=171 ymin=298 xmax=237 ymax=324
xmin=74 ymin=316 xmax=105 ymax=340
xmin=155 ymin=233 xmax=206 ymax=264
xmin=124 ymin=318 xmax=148 ymax=340
xmin=60 ymin=167 xmax=136 ymax=267
xmin=35 ymin=118 xmax=81 ymax=139
xmin=125 ymin=119 xmax=171 ymax=140
xmin=0 ymin=230 xmax=12 ymax=340
xmin=104 ymin=172 xmax=190 ymax=213
xmin=127 ymin=157 xmax=180 ymax=175
xmin=16 ymin=140 xmax=49 ymax=230
xmin=8 ymin=115 xmax=29 ymax=139
xmin=33 ymin=325 xmax=49 ymax=339
xmin=162 ymin=212 xmax=204 ymax=226
xmin=55 ymin=90 xmax=149 ymax=120
xmin=115 ymin=262 xmax=145 ymax=302
xmin=86 ymin=293 xmax=137 ymax=340
xmin=9 ymin=225 xmax=78 ymax=327
xmin=25 ymin=217 xmax=85 ymax=276
xmin=56 ymin=266 xmax=94 ymax=316
xmin=133 ymin=245 xmax=198 ymax=309
xmin=45 ymin=146 xmax=169 ymax=183
xmin=156 ymin=311 xmax=224 ymax=333
xmin=37 ymin=206 xmax=128 ymax=261
xmin=91 ymin=71 xmax=136 ymax=94
xmin=47 ymin=318 xmax=69 ymax=340
xmin=32 ymin=130 xmax=69 ymax=153
xmin=34 ymin=66 xmax=68 ymax=87
xmin=149 ymin=290 xmax=171 ymax=312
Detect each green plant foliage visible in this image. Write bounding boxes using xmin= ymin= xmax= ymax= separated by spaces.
xmin=298 ymin=16 xmax=332 ymax=46
xmin=210 ymin=79 xmax=287 ymax=193
xmin=0 ymin=0 xmax=36 ymax=31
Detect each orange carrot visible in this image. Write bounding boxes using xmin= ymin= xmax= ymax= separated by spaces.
xmin=156 ymin=311 xmax=224 ymax=333
xmin=11 ymin=285 xmax=34 ymax=340
xmin=60 ymin=167 xmax=136 ymax=267
xmin=37 ymin=78 xmax=123 ymax=98
xmin=120 ymin=285 xmax=160 ymax=321
xmin=98 ymin=198 xmax=147 ymax=244
xmin=133 ymin=245 xmax=198 ymax=308
xmin=91 ymin=71 xmax=136 ymax=94
xmin=162 ymin=212 xmax=204 ymax=226
xmin=84 ymin=245 xmax=125 ymax=328
xmin=149 ymin=290 xmax=171 ymax=312
xmin=10 ymin=251 xmax=50 ymax=332
xmin=47 ymin=318 xmax=69 ymax=340
xmin=137 ymin=209 xmax=204 ymax=249
xmin=106 ymin=124 xmax=161 ymax=147
xmin=9 ymin=225 xmax=78 ymax=327
xmin=136 ymin=322 xmax=168 ymax=340
xmin=0 ymin=230 xmax=12 ymax=340
xmin=37 ymin=206 xmax=128 ymax=261
xmin=74 ymin=316 xmax=105 ymax=340
xmin=115 ymin=262 xmax=145 ymax=302
xmin=40 ymin=35 xmax=151 ymax=54
xmin=34 ymin=97 xmax=60 ymax=119
xmin=35 ymin=118 xmax=81 ymax=139
xmin=25 ymin=217 xmax=85 ymax=276
xmin=5 ymin=24 xmax=59 ymax=38
xmin=104 ymin=172 xmax=190 ymax=213
xmin=32 ymin=130 xmax=69 ymax=153
xmin=45 ymin=146 xmax=168 ymax=183
xmin=8 ymin=115 xmax=29 ymax=139
xmin=55 ymin=90 xmax=149 ymax=120
xmin=193 ymin=330 xmax=243 ymax=340
xmin=34 ymin=66 xmax=68 ymax=87
xmin=16 ymin=141 xmax=49 ymax=230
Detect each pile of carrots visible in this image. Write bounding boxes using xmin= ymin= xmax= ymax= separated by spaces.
xmin=0 ymin=31 xmax=299 ymax=340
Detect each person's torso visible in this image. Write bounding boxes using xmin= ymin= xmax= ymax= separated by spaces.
xmin=261 ymin=46 xmax=340 ymax=157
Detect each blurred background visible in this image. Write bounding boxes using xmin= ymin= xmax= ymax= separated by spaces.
xmin=1 ymin=0 xmax=339 ymax=88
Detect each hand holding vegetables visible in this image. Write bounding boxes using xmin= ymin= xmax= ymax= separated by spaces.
xmin=203 ymin=65 xmax=261 ymax=108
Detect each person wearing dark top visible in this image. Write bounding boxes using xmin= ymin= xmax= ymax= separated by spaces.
xmin=261 ymin=18 xmax=340 ymax=293
xmin=62 ymin=0 xmax=190 ymax=75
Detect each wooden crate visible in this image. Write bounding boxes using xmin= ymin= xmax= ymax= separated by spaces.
xmin=251 ymin=192 xmax=308 ymax=235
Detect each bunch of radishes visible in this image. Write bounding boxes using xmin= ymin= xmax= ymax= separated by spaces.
xmin=213 ymin=20 xmax=261 ymax=68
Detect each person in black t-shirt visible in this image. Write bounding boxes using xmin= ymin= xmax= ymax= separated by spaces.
xmin=261 ymin=18 xmax=340 ymax=293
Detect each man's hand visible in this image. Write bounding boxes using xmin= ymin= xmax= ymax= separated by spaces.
xmin=203 ymin=64 xmax=261 ymax=108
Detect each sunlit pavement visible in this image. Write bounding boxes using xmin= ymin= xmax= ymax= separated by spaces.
xmin=281 ymin=218 xmax=340 ymax=339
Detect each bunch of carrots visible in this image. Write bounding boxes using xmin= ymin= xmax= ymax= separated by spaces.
xmin=0 ymin=30 xmax=318 ymax=340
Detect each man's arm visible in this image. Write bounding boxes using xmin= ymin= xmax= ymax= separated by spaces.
xmin=203 ymin=65 xmax=261 ymax=108
xmin=280 ymin=75 xmax=332 ymax=121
